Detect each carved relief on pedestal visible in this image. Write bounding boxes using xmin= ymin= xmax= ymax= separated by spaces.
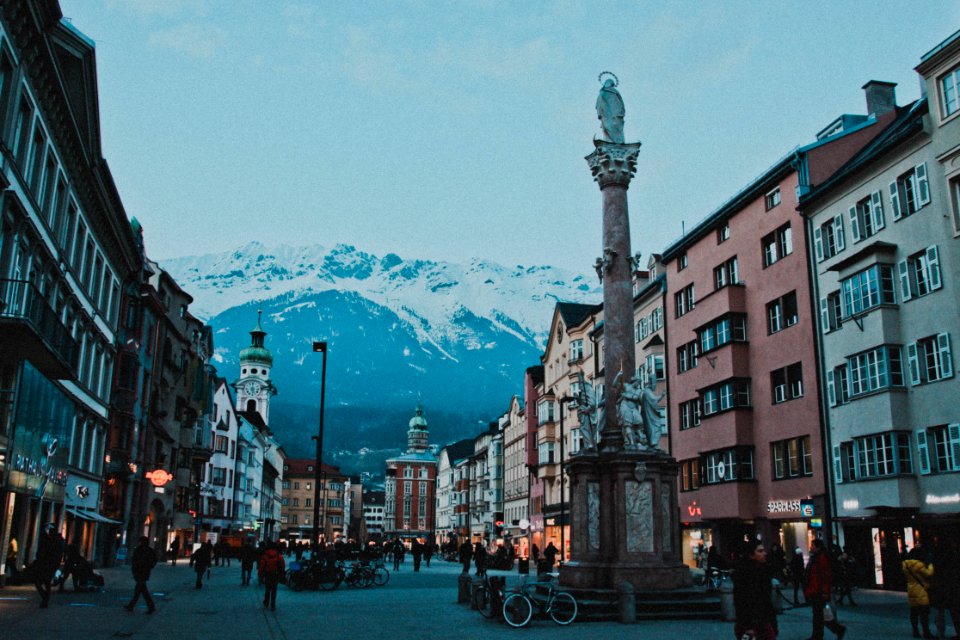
xmin=625 ymin=480 xmax=653 ymax=553
xmin=588 ymin=481 xmax=600 ymax=552
xmin=661 ymin=484 xmax=672 ymax=552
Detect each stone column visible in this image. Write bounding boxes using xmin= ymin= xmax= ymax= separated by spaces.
xmin=585 ymin=141 xmax=641 ymax=451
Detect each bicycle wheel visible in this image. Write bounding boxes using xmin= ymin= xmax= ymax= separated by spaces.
xmin=548 ymin=591 xmax=577 ymax=625
xmin=361 ymin=568 xmax=375 ymax=588
xmin=474 ymin=585 xmax=493 ymax=617
xmin=502 ymin=592 xmax=533 ymax=628
xmin=373 ymin=566 xmax=390 ymax=586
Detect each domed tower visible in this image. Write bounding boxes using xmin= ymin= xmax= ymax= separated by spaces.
xmin=407 ymin=404 xmax=429 ymax=453
xmin=234 ymin=309 xmax=277 ymax=425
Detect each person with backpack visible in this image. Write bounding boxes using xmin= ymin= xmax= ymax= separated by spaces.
xmin=259 ymin=543 xmax=285 ymax=611
xmin=124 ymin=536 xmax=157 ymax=614
xmin=903 ymin=545 xmax=935 ymax=639
xmin=240 ymin=542 xmax=257 ymax=586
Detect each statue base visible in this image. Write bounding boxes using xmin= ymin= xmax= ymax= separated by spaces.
xmin=559 ymin=449 xmax=691 ymax=591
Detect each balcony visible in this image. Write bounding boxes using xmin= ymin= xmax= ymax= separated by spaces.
xmin=0 ymin=278 xmax=78 ymax=378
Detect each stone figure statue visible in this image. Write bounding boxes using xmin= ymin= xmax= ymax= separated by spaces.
xmin=641 ymin=377 xmax=666 ymax=450
xmin=613 ymin=370 xmax=648 ymax=450
xmin=596 ymin=73 xmax=625 ymax=144
xmin=573 ymin=373 xmax=601 ymax=453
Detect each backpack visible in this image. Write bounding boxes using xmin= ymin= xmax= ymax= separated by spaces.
xmin=261 ymin=552 xmax=281 ymax=575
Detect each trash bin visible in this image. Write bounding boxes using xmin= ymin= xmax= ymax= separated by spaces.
xmin=518 ymin=558 xmax=530 ymax=575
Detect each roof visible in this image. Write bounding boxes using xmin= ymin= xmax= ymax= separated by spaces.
xmin=388 ymin=451 xmax=438 ymax=464
xmin=918 ymin=28 xmax=960 ymax=68
xmin=526 ymin=365 xmax=544 ymax=384
xmin=799 ymin=100 xmax=928 ymax=208
xmin=441 ymin=437 xmax=476 ymax=465
xmin=237 ymin=409 xmax=268 ymax=431
xmin=282 ymin=458 xmax=343 ymax=478
xmin=556 ymin=302 xmax=601 ymax=329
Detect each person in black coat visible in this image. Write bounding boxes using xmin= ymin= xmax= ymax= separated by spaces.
xmin=458 ymin=540 xmax=472 ymax=574
xmin=240 ymin=542 xmax=257 ymax=586
xmin=473 ymin=541 xmax=487 ymax=576
xmin=33 ymin=523 xmax=63 ymax=608
xmin=124 ymin=537 xmax=157 ymax=613
xmin=733 ymin=541 xmax=778 ymax=640
xmin=191 ymin=541 xmax=213 ymax=589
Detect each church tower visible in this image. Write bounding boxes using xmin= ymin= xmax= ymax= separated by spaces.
xmin=406 ymin=404 xmax=429 ymax=453
xmin=234 ymin=309 xmax=277 ymax=425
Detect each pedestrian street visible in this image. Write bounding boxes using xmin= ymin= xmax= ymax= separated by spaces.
xmin=0 ymin=558 xmax=918 ymax=640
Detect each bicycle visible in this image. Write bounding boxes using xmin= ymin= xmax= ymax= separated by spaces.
xmin=502 ymin=580 xmax=577 ymax=628
xmin=472 ymin=573 xmax=506 ymax=618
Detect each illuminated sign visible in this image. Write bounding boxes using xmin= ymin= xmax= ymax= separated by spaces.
xmin=842 ymin=499 xmax=860 ymax=510
xmin=145 ymin=470 xmax=174 ymax=487
xmin=925 ymin=493 xmax=960 ymax=505
xmin=800 ymin=500 xmax=815 ymax=517
xmin=686 ymin=501 xmax=702 ymax=517
xmin=810 ymin=518 xmax=823 ymax=528
xmin=767 ymin=499 xmax=801 ymax=514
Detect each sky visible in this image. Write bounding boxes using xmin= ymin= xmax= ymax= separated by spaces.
xmin=58 ymin=1 xmax=959 ymax=275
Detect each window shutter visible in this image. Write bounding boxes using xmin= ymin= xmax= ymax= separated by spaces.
xmin=871 ymin=190 xmax=885 ymax=230
xmin=898 ymin=259 xmax=912 ymax=301
xmin=907 ymin=342 xmax=921 ymax=385
xmin=916 ymin=429 xmax=931 ymax=475
xmin=937 ymin=332 xmax=953 ymax=379
xmin=849 ymin=206 xmax=861 ymax=243
xmin=832 ymin=445 xmax=844 ymax=484
xmin=833 ymin=215 xmax=845 ymax=251
xmin=820 ymin=297 xmax=830 ymax=334
xmin=948 ymin=424 xmax=960 ymax=472
xmin=926 ymin=245 xmax=942 ymax=291
xmin=814 ymin=227 xmax=824 ymax=262
xmin=890 ymin=181 xmax=902 ymax=220
xmin=826 ymin=369 xmax=836 ymax=406
xmin=915 ymin=162 xmax=930 ymax=206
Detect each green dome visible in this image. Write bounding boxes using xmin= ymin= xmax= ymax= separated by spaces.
xmin=408 ymin=404 xmax=428 ymax=430
xmin=239 ymin=345 xmax=273 ymax=365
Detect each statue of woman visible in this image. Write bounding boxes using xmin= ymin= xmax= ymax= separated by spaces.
xmin=613 ymin=371 xmax=647 ymax=449
xmin=596 ymin=76 xmax=625 ymax=143
xmin=641 ymin=378 xmax=667 ymax=450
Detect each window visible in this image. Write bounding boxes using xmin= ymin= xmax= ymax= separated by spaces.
xmin=713 ymin=256 xmax=739 ymax=290
xmin=212 ymin=467 xmax=227 ymax=486
xmin=898 ymin=245 xmax=942 ymax=301
xmin=717 ymin=223 xmax=730 ymax=243
xmin=767 ymin=291 xmax=798 ymax=334
xmin=826 ymin=363 xmax=850 ymax=407
xmin=846 ymin=345 xmax=904 ymax=397
xmin=291 ymin=515 xmax=298 ymax=525
xmin=765 ymin=187 xmax=781 ymax=210
xmin=840 ymin=264 xmax=896 ymax=317
xmin=907 ymin=333 xmax=953 ymax=385
xmin=13 ymin=97 xmax=34 ymax=166
xmin=638 ymin=354 xmax=664 ymax=386
xmin=772 ymin=436 xmax=813 ymax=479
xmin=918 ymin=424 xmax=960 ymax=475
xmin=680 ymin=459 xmax=701 ymax=491
xmin=890 ymin=163 xmax=931 ymax=220
xmin=538 ymin=441 xmax=555 ymax=464
xmin=570 ymin=339 xmax=584 ymax=362
xmin=819 ymin=291 xmax=843 ymax=334
xmin=942 ymin=65 xmax=960 ymax=118
xmin=698 ymin=314 xmax=747 ymax=354
xmin=677 ymin=341 xmax=699 ymax=374
xmin=700 ymin=379 xmax=751 ymax=416
xmin=849 ymin=192 xmax=885 ymax=242
xmin=215 ymin=435 xmax=228 ymax=453
xmin=404 ymin=481 xmax=412 ymax=495
xmin=292 ymin=497 xmax=299 ymax=507
xmin=771 ymin=363 xmax=803 ymax=403
xmin=404 ymin=467 xmax=413 ymax=478
xmin=675 ymin=284 xmax=695 ymax=317
xmin=762 ymin=223 xmax=793 ymax=267
xmin=677 ymin=253 xmax=688 ymax=271
xmin=839 ymin=432 xmax=914 ymax=481
xmin=703 ymin=448 xmax=754 ymax=484
xmin=679 ymin=399 xmax=702 ymax=430
xmin=538 ymin=400 xmax=555 ymax=424
xmin=814 ymin=215 xmax=845 ymax=261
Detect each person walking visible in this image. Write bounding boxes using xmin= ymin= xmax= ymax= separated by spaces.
xmin=929 ymin=538 xmax=960 ymax=640
xmin=411 ymin=539 xmax=423 ymax=572
xmin=259 ymin=543 xmax=285 ymax=612
xmin=733 ymin=541 xmax=778 ymax=640
xmin=424 ymin=542 xmax=433 ymax=568
xmin=124 ymin=536 xmax=157 ymax=614
xmin=458 ymin=540 xmax=472 ymax=574
xmin=6 ymin=536 xmax=18 ymax=579
xmin=191 ymin=541 xmax=213 ymax=589
xmin=33 ymin=523 xmax=63 ymax=609
xmin=790 ymin=547 xmax=806 ymax=606
xmin=903 ymin=545 xmax=935 ymax=639
xmin=240 ymin=542 xmax=257 ymax=586
xmin=168 ymin=536 xmax=180 ymax=566
xmin=531 ymin=543 xmax=540 ymax=568
xmin=391 ymin=539 xmax=403 ymax=571
xmin=473 ymin=541 xmax=487 ymax=576
xmin=835 ymin=548 xmax=857 ymax=606
xmin=543 ymin=541 xmax=559 ymax=571
xmin=805 ymin=539 xmax=846 ymax=640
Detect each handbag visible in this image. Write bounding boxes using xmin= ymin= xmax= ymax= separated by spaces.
xmin=823 ymin=602 xmax=836 ymax=622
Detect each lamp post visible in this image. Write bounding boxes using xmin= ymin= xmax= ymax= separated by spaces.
xmin=558 ymin=394 xmax=575 ymax=565
xmin=311 ymin=341 xmax=327 ymax=551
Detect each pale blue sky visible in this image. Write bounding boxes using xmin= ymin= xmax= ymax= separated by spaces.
xmin=59 ymin=1 xmax=958 ymax=274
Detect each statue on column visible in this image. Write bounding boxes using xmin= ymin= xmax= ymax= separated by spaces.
xmin=641 ymin=377 xmax=666 ymax=451
xmin=596 ymin=72 xmax=625 ymax=144
xmin=613 ymin=370 xmax=648 ymax=450
xmin=573 ymin=373 xmax=601 ymax=453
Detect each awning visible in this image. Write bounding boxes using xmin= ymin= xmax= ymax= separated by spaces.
xmin=65 ymin=507 xmax=122 ymax=524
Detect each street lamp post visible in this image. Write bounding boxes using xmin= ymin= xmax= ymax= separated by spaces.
xmin=558 ymin=395 xmax=575 ymax=565
xmin=311 ymin=341 xmax=327 ymax=551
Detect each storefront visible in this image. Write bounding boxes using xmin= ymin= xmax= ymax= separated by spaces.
xmin=681 ymin=527 xmax=713 ymax=568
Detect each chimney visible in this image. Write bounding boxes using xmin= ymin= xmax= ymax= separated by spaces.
xmin=862 ymin=80 xmax=897 ymax=116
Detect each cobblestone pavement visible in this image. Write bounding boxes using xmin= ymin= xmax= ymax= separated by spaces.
xmin=0 ymin=558 xmax=927 ymax=639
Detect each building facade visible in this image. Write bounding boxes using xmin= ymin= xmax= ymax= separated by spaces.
xmin=383 ymin=405 xmax=437 ymax=542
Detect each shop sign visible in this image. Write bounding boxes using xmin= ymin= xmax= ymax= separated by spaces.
xmin=925 ymin=493 xmax=960 ymax=505
xmin=842 ymin=499 xmax=859 ymax=510
xmin=799 ymin=500 xmax=815 ymax=517
xmin=145 ymin=469 xmax=174 ymax=487
xmin=686 ymin=501 xmax=702 ymax=517
xmin=65 ymin=473 xmax=100 ymax=509
xmin=766 ymin=499 xmax=801 ymax=514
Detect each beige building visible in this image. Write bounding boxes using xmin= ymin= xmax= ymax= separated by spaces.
xmin=280 ymin=459 xmax=347 ymax=543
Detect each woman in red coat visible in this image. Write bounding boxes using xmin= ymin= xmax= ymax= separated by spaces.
xmin=805 ymin=539 xmax=846 ymax=640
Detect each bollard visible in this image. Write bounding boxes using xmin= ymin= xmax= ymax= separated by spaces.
xmin=458 ymin=573 xmax=472 ymax=604
xmin=618 ymin=581 xmax=636 ymax=624
xmin=518 ymin=557 xmax=529 ymax=575
xmin=719 ymin=574 xmax=735 ymax=621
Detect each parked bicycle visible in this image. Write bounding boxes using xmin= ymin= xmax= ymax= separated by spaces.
xmin=472 ymin=574 xmax=506 ymax=618
xmin=502 ymin=580 xmax=577 ymax=628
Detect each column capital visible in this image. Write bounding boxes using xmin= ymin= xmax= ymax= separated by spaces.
xmin=585 ymin=141 xmax=641 ymax=189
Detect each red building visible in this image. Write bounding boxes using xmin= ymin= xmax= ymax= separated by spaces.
xmin=663 ymin=86 xmax=898 ymax=565
xmin=383 ymin=405 xmax=437 ymax=542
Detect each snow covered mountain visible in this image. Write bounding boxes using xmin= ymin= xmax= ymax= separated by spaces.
xmin=160 ymin=242 xmax=600 ymax=458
